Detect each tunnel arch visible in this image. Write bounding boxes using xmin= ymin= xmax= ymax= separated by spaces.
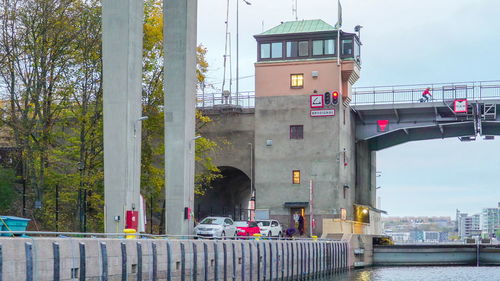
xmin=195 ymin=166 xmax=252 ymax=221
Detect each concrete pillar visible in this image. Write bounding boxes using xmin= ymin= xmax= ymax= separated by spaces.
xmin=355 ymin=141 xmax=377 ymax=207
xmin=164 ymin=0 xmax=198 ymax=235
xmin=102 ymin=0 xmax=144 ymax=232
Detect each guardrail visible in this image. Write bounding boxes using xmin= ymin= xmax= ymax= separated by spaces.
xmin=352 ymin=80 xmax=500 ymax=105
xmin=0 ymin=230 xmax=330 ymax=241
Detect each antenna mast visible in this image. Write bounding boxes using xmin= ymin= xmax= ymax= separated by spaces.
xmin=292 ymin=0 xmax=298 ymax=21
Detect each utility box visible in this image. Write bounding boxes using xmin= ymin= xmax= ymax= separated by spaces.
xmin=125 ymin=211 xmax=139 ymax=231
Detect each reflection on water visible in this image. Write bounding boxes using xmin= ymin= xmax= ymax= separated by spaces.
xmin=318 ymin=266 xmax=500 ymax=281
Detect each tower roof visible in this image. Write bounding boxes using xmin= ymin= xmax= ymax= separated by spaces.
xmin=259 ymin=19 xmax=336 ymax=36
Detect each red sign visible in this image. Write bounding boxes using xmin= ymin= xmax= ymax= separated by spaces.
xmin=454 ymin=99 xmax=468 ymax=113
xmin=310 ymin=95 xmax=324 ymax=108
xmin=377 ymin=120 xmax=389 ymax=132
xmin=125 ymin=210 xmax=139 ymax=230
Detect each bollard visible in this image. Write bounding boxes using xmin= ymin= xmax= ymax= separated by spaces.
xmin=124 ymin=229 xmax=136 ymax=239
xmin=311 ymin=236 xmax=318 ymax=241
xmin=253 ymin=233 xmax=261 ymax=241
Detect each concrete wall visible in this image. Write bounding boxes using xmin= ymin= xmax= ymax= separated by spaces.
xmin=0 ymin=238 xmax=351 ymax=281
xmin=198 ymin=111 xmax=255 ymax=179
xmin=373 ymin=244 xmax=500 ymax=266
xmin=255 ymin=60 xmax=341 ymax=98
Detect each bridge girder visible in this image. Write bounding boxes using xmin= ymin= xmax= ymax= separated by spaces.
xmin=353 ymin=101 xmax=500 ymax=151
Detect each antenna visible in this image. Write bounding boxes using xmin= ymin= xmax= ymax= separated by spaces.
xmin=292 ymin=0 xmax=298 ymax=21
xmin=221 ymin=0 xmax=230 ymax=94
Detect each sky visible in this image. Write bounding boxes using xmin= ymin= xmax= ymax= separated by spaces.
xmin=197 ymin=0 xmax=500 ymax=218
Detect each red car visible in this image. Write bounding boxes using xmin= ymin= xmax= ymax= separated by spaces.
xmin=234 ymin=221 xmax=260 ymax=237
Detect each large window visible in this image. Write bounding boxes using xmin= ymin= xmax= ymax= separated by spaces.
xmin=298 ymin=41 xmax=309 ymax=57
xmin=290 ymin=125 xmax=304 ymax=139
xmin=260 ymin=42 xmax=283 ymax=59
xmin=290 ymin=74 xmax=304 ymax=88
xmin=312 ymin=39 xmax=335 ymax=56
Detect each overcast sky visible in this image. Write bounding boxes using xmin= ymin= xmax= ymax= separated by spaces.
xmin=197 ymin=0 xmax=500 ymax=218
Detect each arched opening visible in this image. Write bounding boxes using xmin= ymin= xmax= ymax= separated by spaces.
xmin=195 ymin=166 xmax=251 ymax=221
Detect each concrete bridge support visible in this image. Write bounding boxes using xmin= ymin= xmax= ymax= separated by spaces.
xmin=102 ymin=0 xmax=144 ymax=232
xmin=355 ymin=141 xmax=377 ymax=208
xmin=164 ymin=0 xmax=198 ymax=235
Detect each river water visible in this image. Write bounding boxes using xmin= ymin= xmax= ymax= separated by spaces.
xmin=320 ymin=266 xmax=500 ymax=281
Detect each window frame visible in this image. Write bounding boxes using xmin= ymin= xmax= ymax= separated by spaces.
xmin=290 ymin=73 xmax=304 ymax=89
xmin=289 ymin=125 xmax=304 ymax=139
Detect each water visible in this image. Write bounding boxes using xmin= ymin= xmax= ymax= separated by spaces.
xmin=319 ymin=266 xmax=500 ymax=281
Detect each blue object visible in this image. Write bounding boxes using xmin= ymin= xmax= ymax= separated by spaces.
xmin=0 ymin=216 xmax=31 ymax=236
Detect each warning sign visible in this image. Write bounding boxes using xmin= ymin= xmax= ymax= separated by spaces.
xmin=377 ymin=120 xmax=389 ymax=132
xmin=310 ymin=95 xmax=324 ymax=108
xmin=454 ymin=99 xmax=468 ymax=113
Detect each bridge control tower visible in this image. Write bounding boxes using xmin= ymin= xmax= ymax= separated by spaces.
xmin=251 ymin=19 xmax=379 ymax=236
xmin=198 ymin=19 xmax=383 ymax=237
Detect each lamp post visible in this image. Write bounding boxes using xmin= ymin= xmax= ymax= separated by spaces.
xmin=236 ymin=0 xmax=251 ymax=106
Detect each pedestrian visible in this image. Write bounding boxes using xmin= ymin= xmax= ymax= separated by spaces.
xmin=298 ymin=215 xmax=304 ymax=236
xmin=421 ymin=87 xmax=432 ymax=102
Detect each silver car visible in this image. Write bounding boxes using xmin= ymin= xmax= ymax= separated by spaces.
xmin=194 ymin=217 xmax=237 ymax=238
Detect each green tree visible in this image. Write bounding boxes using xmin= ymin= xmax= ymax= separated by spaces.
xmin=0 ymin=168 xmax=17 ymax=213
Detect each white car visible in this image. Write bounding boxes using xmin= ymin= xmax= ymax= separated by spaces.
xmin=194 ymin=217 xmax=237 ymax=238
xmin=257 ymin=219 xmax=283 ymax=237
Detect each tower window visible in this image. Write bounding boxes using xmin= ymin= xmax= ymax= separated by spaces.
xmin=286 ymin=41 xmax=298 ymax=57
xmin=313 ymin=39 xmax=336 ymax=56
xmin=292 ymin=170 xmax=301 ymax=184
xmin=312 ymin=40 xmax=324 ymax=56
xmin=271 ymin=42 xmax=283 ymax=58
xmin=298 ymin=41 xmax=309 ymax=57
xmin=260 ymin=43 xmax=271 ymax=59
xmin=342 ymin=39 xmax=354 ymax=56
xmin=290 ymin=125 xmax=303 ymax=139
xmin=290 ymin=74 xmax=304 ymax=88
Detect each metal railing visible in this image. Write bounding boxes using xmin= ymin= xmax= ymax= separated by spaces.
xmin=352 ymin=80 xmax=500 ymax=105
xmin=197 ymin=91 xmax=255 ymax=109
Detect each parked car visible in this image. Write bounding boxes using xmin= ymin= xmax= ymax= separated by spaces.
xmin=194 ymin=217 xmax=237 ymax=238
xmin=257 ymin=219 xmax=283 ymax=237
xmin=234 ymin=221 xmax=261 ymax=237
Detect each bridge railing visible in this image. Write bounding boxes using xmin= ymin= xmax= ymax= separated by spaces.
xmin=352 ymin=80 xmax=500 ymax=105
xmin=197 ymin=91 xmax=255 ymax=109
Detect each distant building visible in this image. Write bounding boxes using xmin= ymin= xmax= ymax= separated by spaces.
xmin=458 ymin=212 xmax=481 ymax=239
xmin=423 ymin=231 xmax=440 ymax=243
xmin=481 ymin=206 xmax=500 ymax=237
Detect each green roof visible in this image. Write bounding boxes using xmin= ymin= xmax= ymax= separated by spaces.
xmin=259 ymin=19 xmax=336 ymax=36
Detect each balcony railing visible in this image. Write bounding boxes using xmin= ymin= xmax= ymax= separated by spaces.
xmin=197 ymin=91 xmax=255 ymax=109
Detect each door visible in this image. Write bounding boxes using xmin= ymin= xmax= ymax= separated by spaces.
xmin=290 ymin=207 xmax=306 ymax=235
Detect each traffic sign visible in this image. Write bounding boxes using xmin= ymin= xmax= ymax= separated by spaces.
xmin=454 ymin=99 xmax=468 ymax=113
xmin=310 ymin=109 xmax=335 ymax=117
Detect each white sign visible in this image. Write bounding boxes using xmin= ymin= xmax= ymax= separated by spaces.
xmin=310 ymin=95 xmax=324 ymax=108
xmin=454 ymin=99 xmax=468 ymax=113
xmin=310 ymin=109 xmax=335 ymax=117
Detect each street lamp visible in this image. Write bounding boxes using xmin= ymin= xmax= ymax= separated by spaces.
xmin=236 ymin=0 xmax=251 ymax=106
